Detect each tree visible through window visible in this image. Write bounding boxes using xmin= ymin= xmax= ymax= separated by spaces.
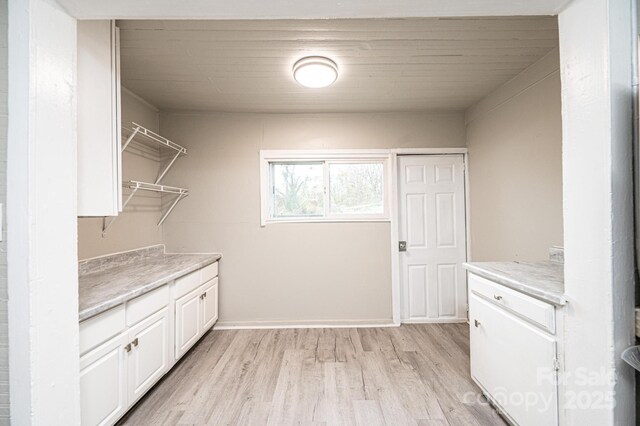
xmin=330 ymin=163 xmax=384 ymax=214
xmin=268 ymin=159 xmax=386 ymax=221
xmin=272 ymin=163 xmax=324 ymax=217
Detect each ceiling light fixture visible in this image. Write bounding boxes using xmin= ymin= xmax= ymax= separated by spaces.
xmin=292 ymin=56 xmax=338 ymax=88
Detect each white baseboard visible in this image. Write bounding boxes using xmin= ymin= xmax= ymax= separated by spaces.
xmin=213 ymin=319 xmax=398 ymax=330
xmin=401 ymin=318 xmax=469 ymax=324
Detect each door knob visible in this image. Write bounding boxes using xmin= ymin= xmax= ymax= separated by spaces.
xmin=399 ymin=241 xmax=407 ymax=252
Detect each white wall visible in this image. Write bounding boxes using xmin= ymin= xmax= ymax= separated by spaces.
xmin=78 ymin=88 xmax=163 ymax=259
xmin=465 ymin=48 xmax=563 ymax=261
xmin=7 ymin=0 xmax=80 ymax=423
xmin=559 ymin=0 xmax=635 ymax=424
xmin=0 ymin=0 xmax=7 ymax=421
xmin=160 ymin=112 xmax=466 ymax=326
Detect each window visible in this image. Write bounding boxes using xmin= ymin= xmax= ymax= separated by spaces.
xmin=260 ymin=151 xmax=390 ymax=224
xmin=271 ymin=162 xmax=324 ymax=218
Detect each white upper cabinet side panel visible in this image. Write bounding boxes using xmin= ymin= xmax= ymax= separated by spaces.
xmin=77 ymin=20 xmax=122 ymax=217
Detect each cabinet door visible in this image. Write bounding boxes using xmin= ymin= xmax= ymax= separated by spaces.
xmin=77 ymin=20 xmax=122 ymax=216
xmin=201 ymin=278 xmax=219 ymax=331
xmin=80 ymin=332 xmax=129 ymax=426
xmin=469 ymin=294 xmax=558 ymax=426
xmin=127 ymin=307 xmax=170 ymax=405
xmin=175 ymin=287 xmax=202 ymax=360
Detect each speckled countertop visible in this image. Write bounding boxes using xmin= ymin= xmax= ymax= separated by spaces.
xmin=463 ymin=260 xmax=565 ymax=306
xmin=79 ymin=245 xmax=221 ymax=322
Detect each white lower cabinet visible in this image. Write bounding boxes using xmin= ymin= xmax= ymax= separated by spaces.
xmin=175 ymin=287 xmax=202 ymax=359
xmin=175 ymin=277 xmax=219 ymax=360
xmin=202 ymin=278 xmax=219 ymax=330
xmin=468 ymin=273 xmax=562 ymax=426
xmin=127 ymin=307 xmax=170 ymax=405
xmin=80 ymin=261 xmax=220 ymax=426
xmin=80 ymin=332 xmax=129 ymax=426
xmin=81 ymin=308 xmax=170 ymax=426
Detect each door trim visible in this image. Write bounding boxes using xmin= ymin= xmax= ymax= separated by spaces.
xmin=389 ymin=148 xmax=470 ymax=325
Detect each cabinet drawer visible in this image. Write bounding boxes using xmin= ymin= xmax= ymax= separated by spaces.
xmin=469 ymin=273 xmax=555 ymax=334
xmin=201 ymin=262 xmax=218 ymax=283
xmin=80 ymin=304 xmax=126 ymax=356
xmin=126 ymin=285 xmax=169 ymax=327
xmin=173 ymin=269 xmax=201 ymax=299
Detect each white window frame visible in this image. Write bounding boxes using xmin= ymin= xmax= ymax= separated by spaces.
xmin=260 ymin=150 xmax=392 ymax=226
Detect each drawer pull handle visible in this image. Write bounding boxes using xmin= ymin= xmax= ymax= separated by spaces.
xmin=494 ymin=295 xmax=503 ymax=301
xmin=132 ymin=338 xmax=139 ymax=347
xmin=474 ymin=319 xmax=481 ymax=328
xmin=124 ymin=343 xmax=132 ymax=352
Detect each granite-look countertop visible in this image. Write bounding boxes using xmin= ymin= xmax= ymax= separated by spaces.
xmin=79 ymin=245 xmax=221 ymax=321
xmin=463 ymin=260 xmax=566 ymax=306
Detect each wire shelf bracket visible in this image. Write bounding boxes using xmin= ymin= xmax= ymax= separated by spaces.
xmin=121 ymin=122 xmax=187 ymax=186
xmin=122 ymin=122 xmax=186 ymax=155
xmin=103 ymin=124 xmax=190 ymax=237
xmin=102 ymin=181 xmax=189 ymax=236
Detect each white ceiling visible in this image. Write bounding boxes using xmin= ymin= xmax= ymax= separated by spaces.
xmin=118 ymin=17 xmax=559 ymax=113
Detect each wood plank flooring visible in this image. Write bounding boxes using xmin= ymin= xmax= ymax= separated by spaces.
xmin=119 ymin=324 xmax=505 ymax=426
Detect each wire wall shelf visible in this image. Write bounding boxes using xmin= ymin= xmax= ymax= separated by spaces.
xmin=102 ymin=123 xmax=189 ymax=236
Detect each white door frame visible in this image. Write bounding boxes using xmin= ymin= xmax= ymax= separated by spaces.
xmin=389 ymin=148 xmax=470 ymax=325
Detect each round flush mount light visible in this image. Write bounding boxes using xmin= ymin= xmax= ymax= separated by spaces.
xmin=292 ymin=56 xmax=338 ymax=88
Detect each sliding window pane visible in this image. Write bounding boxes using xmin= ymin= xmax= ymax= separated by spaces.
xmin=329 ymin=163 xmax=384 ymax=215
xmin=271 ymin=162 xmax=324 ymax=217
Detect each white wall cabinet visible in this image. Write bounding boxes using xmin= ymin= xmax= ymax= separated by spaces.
xmin=79 ymin=261 xmax=219 ymax=426
xmin=468 ymin=273 xmax=563 ymax=426
xmin=77 ymin=20 xmax=122 ymax=216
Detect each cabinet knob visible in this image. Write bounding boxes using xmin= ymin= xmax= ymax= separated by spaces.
xmin=132 ymin=337 xmax=139 ymax=347
xmin=474 ymin=319 xmax=481 ymax=328
xmin=124 ymin=343 xmax=132 ymax=352
xmin=203 ymin=292 xmax=207 ymax=298
xmin=493 ymin=295 xmax=503 ymax=301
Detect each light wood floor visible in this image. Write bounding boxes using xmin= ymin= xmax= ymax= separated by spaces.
xmin=119 ymin=324 xmax=505 ymax=425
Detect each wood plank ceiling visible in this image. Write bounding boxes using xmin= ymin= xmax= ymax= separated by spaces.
xmin=118 ymin=17 xmax=558 ymax=113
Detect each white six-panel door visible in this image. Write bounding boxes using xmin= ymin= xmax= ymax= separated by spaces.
xmin=399 ymin=155 xmax=467 ymax=322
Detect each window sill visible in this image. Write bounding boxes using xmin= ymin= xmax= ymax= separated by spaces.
xmin=261 ymin=217 xmax=391 ymax=226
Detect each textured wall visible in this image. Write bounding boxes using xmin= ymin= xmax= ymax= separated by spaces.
xmin=465 ymin=48 xmax=563 ymax=261
xmin=159 ymin=112 xmax=466 ymax=326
